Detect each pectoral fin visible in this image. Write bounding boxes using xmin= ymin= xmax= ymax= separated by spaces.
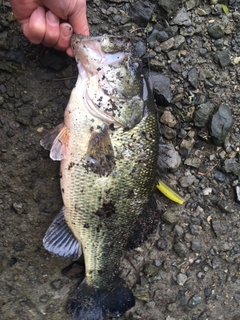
xmin=40 ymin=124 xmax=69 ymax=161
xmin=43 ymin=207 xmax=82 ymax=261
xmin=84 ymin=125 xmax=115 ymax=176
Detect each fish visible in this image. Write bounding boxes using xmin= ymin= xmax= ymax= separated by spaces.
xmin=40 ymin=33 xmax=159 ymax=320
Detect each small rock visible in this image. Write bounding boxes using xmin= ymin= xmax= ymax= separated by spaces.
xmin=129 ymin=0 xmax=155 ymax=26
xmin=160 ymin=111 xmax=177 ymax=127
xmin=223 ymin=159 xmax=240 ymax=176
xmin=158 ymin=143 xmax=181 ymax=170
xmin=194 ymin=101 xmax=214 ymax=127
xmin=217 ymin=201 xmax=240 ymax=214
xmin=162 ymin=210 xmax=178 ymax=225
xmin=214 ymin=170 xmax=226 ymax=182
xmin=157 ymin=239 xmax=168 ymax=251
xmin=171 ymin=7 xmax=192 ymax=26
xmin=191 ymin=238 xmax=201 ymax=252
xmin=210 ymin=105 xmax=233 ymax=146
xmin=39 ymin=52 xmax=66 ymax=71
xmin=133 ymin=285 xmax=150 ymax=302
xmin=184 ymin=157 xmax=202 ymax=168
xmin=214 ymin=50 xmax=231 ymax=68
xmin=13 ymin=241 xmax=25 ymax=252
xmin=180 ymin=138 xmax=195 ymax=150
xmin=150 ymin=72 xmax=172 ymax=105
xmin=207 ymin=22 xmax=224 ymax=39
xmin=160 ymin=37 xmax=175 ymax=52
xmin=16 ymin=106 xmax=33 ymax=125
xmin=179 ymin=175 xmax=196 ymax=187
xmin=211 ymin=219 xmax=229 ymax=237
xmin=134 ymin=41 xmax=146 ymax=57
xmin=176 ymin=273 xmax=188 ymax=285
xmin=173 ymin=35 xmax=185 ymax=49
xmin=173 ymin=242 xmax=189 ymax=258
xmin=143 ymin=263 xmax=159 ymax=277
xmin=188 ymin=67 xmax=199 ymax=89
xmin=188 ymin=294 xmax=203 ymax=308
xmin=173 ymin=225 xmax=184 ymax=238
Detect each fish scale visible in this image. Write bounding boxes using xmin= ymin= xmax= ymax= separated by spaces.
xmin=41 ymin=34 xmax=159 ymax=320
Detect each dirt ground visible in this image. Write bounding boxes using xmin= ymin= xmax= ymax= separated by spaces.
xmin=1 ymin=1 xmax=240 ymax=320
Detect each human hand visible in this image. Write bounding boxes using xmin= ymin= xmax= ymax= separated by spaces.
xmin=10 ymin=0 xmax=89 ymax=57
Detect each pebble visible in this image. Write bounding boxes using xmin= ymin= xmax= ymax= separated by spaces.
xmin=129 ymin=0 xmax=155 ymax=27
xmin=158 ymin=143 xmax=181 ymax=170
xmin=188 ymin=67 xmax=199 ymax=89
xmin=214 ymin=170 xmax=226 ymax=182
xmin=179 ymin=174 xmax=196 ymax=187
xmin=171 ymin=7 xmax=192 ymax=26
xmin=150 ymin=72 xmax=172 ymax=105
xmin=184 ymin=157 xmax=202 ymax=168
xmin=173 ymin=225 xmax=184 ymax=238
xmin=173 ymin=242 xmax=190 ymax=258
xmin=160 ymin=111 xmax=177 ymax=127
xmin=211 ymin=219 xmax=229 ymax=237
xmin=191 ymin=238 xmax=201 ymax=252
xmin=160 ymin=37 xmax=175 ymax=52
xmin=223 ymin=159 xmax=240 ymax=176
xmin=13 ymin=241 xmax=25 ymax=251
xmin=214 ymin=50 xmax=231 ymax=68
xmin=176 ymin=273 xmax=188 ymax=285
xmin=210 ymin=105 xmax=233 ymax=146
xmin=133 ymin=285 xmax=150 ymax=302
xmin=207 ymin=22 xmax=224 ymax=39
xmin=157 ymin=239 xmax=168 ymax=251
xmin=194 ymin=101 xmax=214 ymax=127
xmin=143 ymin=263 xmax=159 ymax=277
xmin=188 ymin=294 xmax=203 ymax=308
xmin=162 ymin=210 xmax=178 ymax=225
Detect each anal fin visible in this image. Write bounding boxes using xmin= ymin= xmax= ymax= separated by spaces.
xmin=43 ymin=207 xmax=82 ymax=261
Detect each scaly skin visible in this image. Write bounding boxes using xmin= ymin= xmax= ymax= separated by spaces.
xmin=59 ymin=34 xmax=159 ymax=289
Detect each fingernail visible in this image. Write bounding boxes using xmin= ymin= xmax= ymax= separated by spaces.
xmin=46 ymin=11 xmax=59 ymax=25
xmin=60 ymin=23 xmax=73 ymax=38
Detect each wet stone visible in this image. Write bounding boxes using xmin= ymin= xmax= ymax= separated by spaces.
xmin=173 ymin=242 xmax=190 ymax=258
xmin=173 ymin=225 xmax=184 ymax=238
xmin=210 ymin=105 xmax=233 ymax=146
xmin=217 ymin=201 xmax=240 ymax=214
xmin=158 ymin=143 xmax=181 ymax=170
xmin=223 ymin=159 xmax=240 ymax=176
xmin=162 ymin=210 xmax=178 ymax=225
xmin=191 ymin=238 xmax=201 ymax=252
xmin=207 ymin=22 xmax=224 ymax=39
xmin=158 ymin=0 xmax=179 ymax=17
xmin=51 ymin=280 xmax=63 ymax=290
xmin=13 ymin=241 xmax=25 ymax=252
xmin=211 ymin=219 xmax=229 ymax=237
xmin=39 ymin=294 xmax=50 ymax=303
xmin=129 ymin=0 xmax=155 ymax=27
xmin=194 ymin=101 xmax=214 ymax=127
xmin=150 ymin=72 xmax=172 ymax=105
xmin=171 ymin=7 xmax=192 ymax=26
xmin=160 ymin=111 xmax=177 ymax=127
xmin=176 ymin=273 xmax=188 ymax=286
xmin=188 ymin=67 xmax=199 ymax=89
xmin=176 ymin=289 xmax=187 ymax=306
xmin=179 ymin=174 xmax=196 ymax=187
xmin=16 ymin=106 xmax=33 ymax=125
xmin=134 ymin=41 xmax=146 ymax=57
xmin=214 ymin=50 xmax=231 ymax=68
xmin=214 ymin=170 xmax=226 ymax=182
xmin=188 ymin=294 xmax=203 ymax=308
xmin=143 ymin=263 xmax=159 ymax=277
xmin=157 ymin=239 xmax=168 ymax=251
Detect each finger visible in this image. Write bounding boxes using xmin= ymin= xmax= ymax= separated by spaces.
xmin=21 ymin=6 xmax=46 ymax=45
xmin=69 ymin=3 xmax=89 ymax=36
xmin=54 ymin=23 xmax=73 ymax=52
xmin=42 ymin=11 xmax=60 ymax=47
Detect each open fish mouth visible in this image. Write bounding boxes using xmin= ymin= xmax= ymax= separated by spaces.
xmin=71 ymin=34 xmax=145 ymax=129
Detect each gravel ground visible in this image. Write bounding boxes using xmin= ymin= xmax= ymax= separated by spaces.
xmin=1 ymin=0 xmax=240 ymax=319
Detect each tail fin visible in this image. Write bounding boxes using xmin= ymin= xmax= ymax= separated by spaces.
xmin=67 ymin=277 xmax=135 ymax=320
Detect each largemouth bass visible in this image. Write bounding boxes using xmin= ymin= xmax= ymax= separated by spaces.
xmin=41 ymin=34 xmax=159 ymax=320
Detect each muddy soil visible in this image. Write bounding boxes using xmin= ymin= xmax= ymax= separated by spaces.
xmin=1 ymin=1 xmax=240 ymax=320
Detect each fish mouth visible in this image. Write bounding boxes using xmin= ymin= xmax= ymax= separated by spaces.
xmin=71 ymin=34 xmax=144 ymax=129
xmin=71 ymin=34 xmax=130 ymax=75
